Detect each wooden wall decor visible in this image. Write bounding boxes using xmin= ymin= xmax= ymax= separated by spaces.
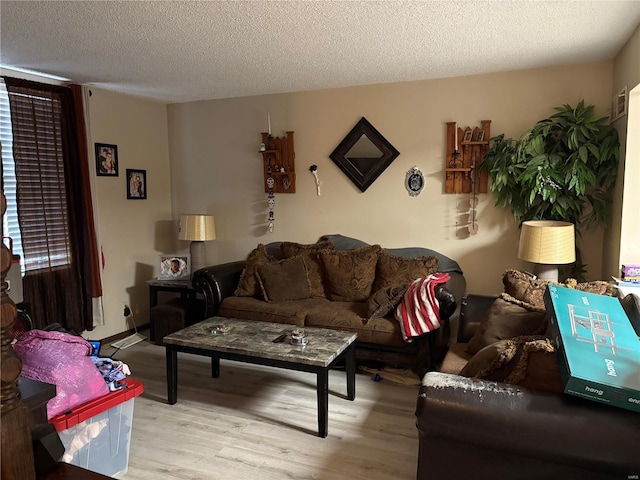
xmin=260 ymin=131 xmax=295 ymax=193
xmin=444 ymin=120 xmax=490 ymax=194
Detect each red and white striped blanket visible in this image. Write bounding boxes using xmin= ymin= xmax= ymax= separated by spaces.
xmin=394 ymin=272 xmax=451 ymax=342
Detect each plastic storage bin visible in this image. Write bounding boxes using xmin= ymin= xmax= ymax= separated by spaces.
xmin=49 ymin=378 xmax=144 ymax=478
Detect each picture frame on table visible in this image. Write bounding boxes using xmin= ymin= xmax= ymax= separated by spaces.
xmin=475 ymin=131 xmax=485 ymax=142
xmin=158 ymin=254 xmax=191 ymax=281
xmin=126 ymin=169 xmax=147 ymax=199
xmin=95 ymin=143 xmax=118 ymax=176
xmin=463 ymin=130 xmax=473 ymax=143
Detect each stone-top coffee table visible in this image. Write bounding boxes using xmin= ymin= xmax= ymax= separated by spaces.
xmin=164 ymin=316 xmax=357 ymax=437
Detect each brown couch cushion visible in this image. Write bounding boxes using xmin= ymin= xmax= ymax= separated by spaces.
xmin=218 ymin=296 xmax=329 ymax=327
xmin=466 ymin=298 xmax=547 ymax=355
xmin=365 ymin=284 xmax=408 ymax=322
xmin=281 ymin=241 xmax=334 ymax=298
xmin=460 ymin=335 xmax=563 ymax=393
xmin=373 ymin=251 xmax=438 ymax=291
xmin=256 ymin=256 xmax=312 ymax=302
xmin=319 ymin=244 xmax=381 ymax=302
xmin=305 ymin=301 xmax=405 ymax=347
xmin=235 ymin=244 xmax=275 ymax=298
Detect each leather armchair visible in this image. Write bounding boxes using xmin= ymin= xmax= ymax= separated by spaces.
xmin=416 ymin=292 xmax=640 ymax=480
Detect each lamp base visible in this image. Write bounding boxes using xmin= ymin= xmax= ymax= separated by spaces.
xmin=532 ymin=264 xmax=559 ymax=282
xmin=190 ymin=241 xmax=206 ymax=274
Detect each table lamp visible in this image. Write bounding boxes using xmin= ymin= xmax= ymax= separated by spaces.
xmin=518 ymin=220 xmax=575 ymax=282
xmin=178 ymin=214 xmax=216 ymax=274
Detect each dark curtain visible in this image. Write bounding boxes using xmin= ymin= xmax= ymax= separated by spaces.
xmin=4 ymin=77 xmax=99 ymax=332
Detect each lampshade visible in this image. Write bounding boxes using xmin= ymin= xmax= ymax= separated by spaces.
xmin=518 ymin=220 xmax=575 ymax=265
xmin=178 ymin=215 xmax=216 ymax=242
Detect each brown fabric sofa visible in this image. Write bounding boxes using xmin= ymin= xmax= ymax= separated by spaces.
xmin=192 ymin=234 xmax=466 ymax=374
xmin=416 ymin=273 xmax=640 ymax=479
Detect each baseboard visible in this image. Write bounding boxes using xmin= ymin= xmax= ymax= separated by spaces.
xmin=100 ymin=323 xmax=150 ymax=343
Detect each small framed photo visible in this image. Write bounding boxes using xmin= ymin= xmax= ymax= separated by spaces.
xmin=463 ymin=130 xmax=473 ymax=143
xmin=126 ymin=169 xmax=147 ymax=199
xmin=95 ymin=143 xmax=118 ymax=176
xmin=158 ymin=254 xmax=191 ymax=280
xmin=475 ymin=131 xmax=485 ymax=142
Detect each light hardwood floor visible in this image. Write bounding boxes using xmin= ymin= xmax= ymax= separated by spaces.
xmin=104 ymin=340 xmax=421 ymax=480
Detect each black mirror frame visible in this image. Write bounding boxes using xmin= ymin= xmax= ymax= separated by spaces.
xmin=329 ymin=117 xmax=400 ymax=192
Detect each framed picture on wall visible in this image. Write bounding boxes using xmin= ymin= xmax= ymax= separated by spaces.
xmin=611 ymin=85 xmax=628 ymax=122
xmin=126 ymin=169 xmax=147 ymax=199
xmin=157 ymin=254 xmax=191 ymax=280
xmin=95 ymin=143 xmax=118 ymax=176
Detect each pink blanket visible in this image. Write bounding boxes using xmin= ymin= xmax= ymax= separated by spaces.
xmin=13 ymin=330 xmax=109 ymax=419
xmin=394 ymin=273 xmax=451 ymax=341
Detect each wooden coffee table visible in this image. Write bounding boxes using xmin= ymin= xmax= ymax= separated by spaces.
xmin=164 ymin=317 xmax=357 ymax=437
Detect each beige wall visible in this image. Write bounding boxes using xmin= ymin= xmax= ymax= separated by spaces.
xmin=606 ymin=24 xmax=640 ymax=278
xmin=168 ymin=61 xmax=613 ymax=296
xmin=86 ymin=88 xmax=172 ymax=339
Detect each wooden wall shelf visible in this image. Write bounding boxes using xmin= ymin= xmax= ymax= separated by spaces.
xmin=260 ymin=132 xmax=295 ymax=193
xmin=444 ymin=120 xmax=491 ymax=194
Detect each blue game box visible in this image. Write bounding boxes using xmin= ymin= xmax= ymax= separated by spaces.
xmin=544 ymin=285 xmax=640 ymax=413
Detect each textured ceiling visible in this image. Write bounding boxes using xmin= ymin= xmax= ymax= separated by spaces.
xmin=1 ymin=1 xmax=639 ymax=104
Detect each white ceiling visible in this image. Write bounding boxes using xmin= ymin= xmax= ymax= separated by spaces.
xmin=1 ymin=1 xmax=639 ymax=104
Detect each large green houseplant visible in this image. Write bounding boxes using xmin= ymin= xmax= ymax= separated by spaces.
xmin=482 ymin=100 xmax=620 ymax=279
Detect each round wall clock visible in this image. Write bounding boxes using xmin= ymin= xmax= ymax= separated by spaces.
xmin=405 ymin=166 xmax=425 ymax=196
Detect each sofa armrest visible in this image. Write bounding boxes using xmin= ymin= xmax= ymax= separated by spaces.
xmin=417 ymin=372 xmax=640 ymax=476
xmin=457 ymin=293 xmax=497 ymax=342
xmin=192 ymin=261 xmax=245 ymax=317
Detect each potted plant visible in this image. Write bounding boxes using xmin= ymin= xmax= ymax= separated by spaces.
xmin=482 ymin=100 xmax=620 ymax=280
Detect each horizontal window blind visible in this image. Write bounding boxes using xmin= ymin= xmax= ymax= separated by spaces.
xmin=0 ymin=80 xmax=24 ymax=271
xmin=3 ymin=80 xmax=71 ymax=272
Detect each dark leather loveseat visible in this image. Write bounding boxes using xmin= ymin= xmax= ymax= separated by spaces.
xmin=416 ymin=291 xmax=640 ymax=479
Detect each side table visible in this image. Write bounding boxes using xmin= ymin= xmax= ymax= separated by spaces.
xmin=146 ymin=279 xmax=201 ymax=345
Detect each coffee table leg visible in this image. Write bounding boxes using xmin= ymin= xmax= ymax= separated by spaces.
xmin=166 ymin=345 xmax=178 ymax=405
xmin=345 ymin=344 xmax=356 ymax=401
xmin=317 ymin=369 xmax=329 ymax=438
xmin=211 ymin=356 xmax=220 ymax=378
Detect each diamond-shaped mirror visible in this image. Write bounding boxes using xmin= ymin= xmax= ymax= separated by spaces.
xmin=329 ymin=117 xmax=400 ymax=192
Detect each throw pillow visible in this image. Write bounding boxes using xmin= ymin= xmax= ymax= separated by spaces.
xmin=280 ymin=241 xmax=334 ymax=298
xmin=571 ymin=279 xmax=617 ymax=297
xmin=365 ymin=283 xmax=408 ymax=322
xmin=256 ymin=256 xmax=312 ymax=302
xmin=502 ymin=269 xmax=560 ymax=309
xmin=502 ymin=269 xmax=617 ymax=310
xmin=235 ymin=244 xmax=275 ymax=298
xmin=372 ymin=250 xmax=438 ymax=292
xmin=460 ymin=335 xmax=563 ymax=393
xmin=319 ymin=244 xmax=382 ymax=302
xmin=466 ymin=298 xmax=547 ymax=355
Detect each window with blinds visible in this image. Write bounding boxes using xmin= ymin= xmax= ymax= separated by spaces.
xmin=1 ymin=79 xmax=71 ymax=272
xmin=0 ymin=81 xmax=24 ymax=270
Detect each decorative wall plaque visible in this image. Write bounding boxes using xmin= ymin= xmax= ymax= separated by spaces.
xmin=405 ymin=166 xmax=425 ymax=196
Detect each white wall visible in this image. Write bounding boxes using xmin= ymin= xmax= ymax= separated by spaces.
xmin=86 ymin=88 xmax=172 ymax=339
xmin=168 ymin=61 xmax=613 ymax=296
xmin=606 ymin=24 xmax=640 ymax=277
